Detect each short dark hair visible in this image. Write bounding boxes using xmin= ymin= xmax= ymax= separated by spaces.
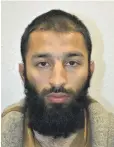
xmin=21 ymin=9 xmax=92 ymax=63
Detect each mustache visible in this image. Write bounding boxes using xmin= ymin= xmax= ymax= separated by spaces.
xmin=40 ymin=86 xmax=75 ymax=97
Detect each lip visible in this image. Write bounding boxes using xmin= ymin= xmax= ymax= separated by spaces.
xmin=46 ymin=92 xmax=69 ymax=97
xmin=46 ymin=93 xmax=70 ymax=103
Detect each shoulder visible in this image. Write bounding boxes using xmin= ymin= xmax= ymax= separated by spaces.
xmin=87 ymin=96 xmax=114 ymax=114
xmin=1 ymin=98 xmax=25 ymax=127
xmin=1 ymin=99 xmax=25 ymax=147
xmin=2 ymin=99 xmax=25 ymax=116
xmin=88 ymin=97 xmax=114 ymax=146
xmin=88 ymin=96 xmax=114 ymax=123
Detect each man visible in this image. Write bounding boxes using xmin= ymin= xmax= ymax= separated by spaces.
xmin=1 ymin=9 xmax=114 ymax=147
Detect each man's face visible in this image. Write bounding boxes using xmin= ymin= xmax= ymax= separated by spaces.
xmin=25 ymin=31 xmax=89 ymax=105
xmin=20 ymin=31 xmax=94 ymax=137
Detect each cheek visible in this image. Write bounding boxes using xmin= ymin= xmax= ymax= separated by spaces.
xmin=26 ymin=69 xmax=50 ymax=91
xmin=67 ymin=68 xmax=88 ymax=90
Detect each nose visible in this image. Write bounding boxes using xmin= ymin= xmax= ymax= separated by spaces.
xmin=49 ymin=61 xmax=67 ymax=87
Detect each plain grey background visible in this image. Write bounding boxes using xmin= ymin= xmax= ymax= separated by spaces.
xmin=1 ymin=1 xmax=114 ymax=112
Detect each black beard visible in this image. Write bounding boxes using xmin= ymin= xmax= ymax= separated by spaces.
xmin=23 ymin=70 xmax=91 ymax=138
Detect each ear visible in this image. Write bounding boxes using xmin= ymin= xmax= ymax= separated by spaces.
xmin=90 ymin=61 xmax=95 ymax=76
xmin=19 ymin=63 xmax=25 ymax=83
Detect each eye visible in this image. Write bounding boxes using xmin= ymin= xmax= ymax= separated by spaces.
xmin=65 ymin=61 xmax=78 ymax=67
xmin=37 ymin=62 xmax=50 ymax=68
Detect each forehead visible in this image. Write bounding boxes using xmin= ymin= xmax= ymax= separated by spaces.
xmin=27 ymin=31 xmax=87 ymax=57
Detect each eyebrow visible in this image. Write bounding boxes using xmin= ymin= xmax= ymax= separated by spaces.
xmin=32 ymin=51 xmax=84 ymax=60
xmin=32 ymin=53 xmax=52 ymax=59
xmin=66 ymin=52 xmax=84 ymax=58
